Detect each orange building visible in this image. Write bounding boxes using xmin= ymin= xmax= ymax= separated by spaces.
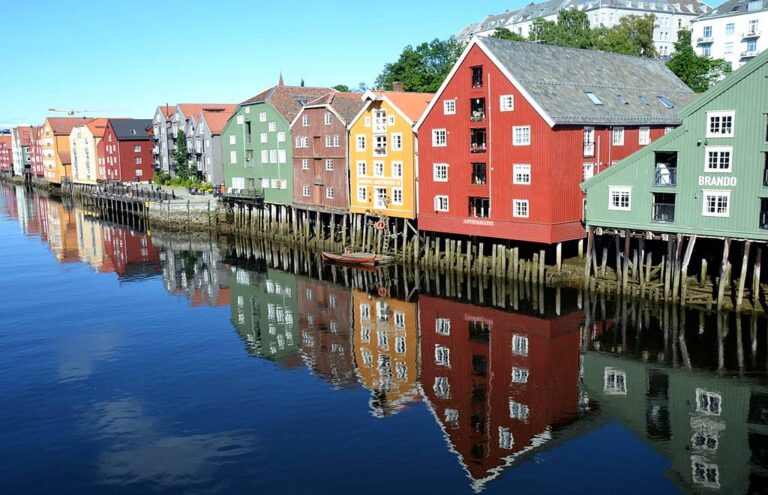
xmin=41 ymin=117 xmax=91 ymax=184
xmin=352 ymin=290 xmax=420 ymax=417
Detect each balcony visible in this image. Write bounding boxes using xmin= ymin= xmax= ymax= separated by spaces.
xmin=742 ymin=50 xmax=759 ymax=58
xmin=152 ymin=146 xmax=159 ymax=154
xmin=653 ymin=167 xmax=677 ymax=186
xmin=470 ymin=128 xmax=487 ymax=154
xmin=373 ymin=146 xmax=387 ymax=157
xmin=652 ymin=203 xmax=675 ymax=223
xmin=697 ymin=36 xmax=714 ymax=44
xmin=470 ymin=98 xmax=486 ymax=122
xmin=743 ymin=30 xmax=761 ymax=39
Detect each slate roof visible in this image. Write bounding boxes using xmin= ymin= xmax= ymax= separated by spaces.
xmin=698 ymin=0 xmax=767 ymax=19
xmin=479 ymin=37 xmax=696 ymax=125
xmin=241 ymin=85 xmax=333 ymax=123
xmin=109 ymin=119 xmax=153 ymax=140
xmin=304 ymin=91 xmax=367 ymax=124
xmin=46 ymin=117 xmax=92 ymax=136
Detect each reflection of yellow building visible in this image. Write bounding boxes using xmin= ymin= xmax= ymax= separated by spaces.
xmin=47 ymin=202 xmax=80 ymax=262
xmin=347 ymin=91 xmax=432 ymax=219
xmin=75 ymin=209 xmax=112 ymax=272
xmin=352 ymin=290 xmax=420 ymax=417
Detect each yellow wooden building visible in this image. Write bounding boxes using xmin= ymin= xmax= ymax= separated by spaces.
xmin=42 ymin=117 xmax=91 ymax=184
xmin=347 ymin=90 xmax=433 ymax=220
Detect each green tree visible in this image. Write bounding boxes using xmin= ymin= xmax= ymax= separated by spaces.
xmin=492 ymin=27 xmax=526 ymax=42
xmin=595 ymin=15 xmax=657 ymax=57
xmin=174 ymin=130 xmax=189 ymax=179
xmin=666 ymin=30 xmax=731 ymax=92
xmin=529 ymin=9 xmax=593 ymax=49
xmin=332 ymin=84 xmax=350 ymax=92
xmin=375 ymin=38 xmax=465 ymax=92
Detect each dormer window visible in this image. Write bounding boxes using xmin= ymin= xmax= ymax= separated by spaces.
xmin=472 ymin=66 xmax=483 ymax=88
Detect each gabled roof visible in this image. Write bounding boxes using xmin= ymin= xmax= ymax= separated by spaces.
xmin=200 ymin=111 xmax=235 ymax=135
xmin=86 ymin=118 xmax=109 ymax=138
xmin=109 ymin=119 xmax=153 ymax=141
xmin=176 ymin=103 xmax=235 ymax=120
xmin=297 ymin=91 xmax=368 ymax=126
xmin=46 ymin=117 xmax=92 ymax=136
xmin=12 ymin=127 xmax=33 ymax=146
xmin=156 ymin=105 xmax=176 ymax=118
xmin=582 ymin=46 xmax=768 ymax=191
xmin=697 ymin=0 xmax=766 ymax=19
xmin=241 ymin=85 xmax=334 ymax=123
xmin=352 ymin=90 xmax=434 ymax=129
xmin=420 ymin=38 xmax=694 ymax=129
xmin=0 ymin=135 xmax=11 ymax=149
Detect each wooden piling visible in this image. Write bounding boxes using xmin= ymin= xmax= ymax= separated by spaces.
xmin=736 ymin=240 xmax=752 ymax=312
xmin=717 ymin=239 xmax=731 ymax=310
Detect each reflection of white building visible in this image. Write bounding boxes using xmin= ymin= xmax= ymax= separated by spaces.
xmin=457 ymin=0 xmax=709 ymax=57
xmin=692 ymin=0 xmax=768 ymax=70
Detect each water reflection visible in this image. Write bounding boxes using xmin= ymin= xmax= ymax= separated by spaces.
xmin=4 ymin=184 xmax=768 ymax=494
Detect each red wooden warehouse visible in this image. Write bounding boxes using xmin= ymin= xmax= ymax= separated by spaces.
xmin=30 ymin=126 xmax=45 ymax=178
xmin=415 ymin=38 xmax=695 ymax=244
xmin=98 ymin=119 xmax=154 ymax=182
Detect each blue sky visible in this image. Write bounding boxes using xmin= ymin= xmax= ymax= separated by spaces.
xmin=0 ymin=0 xmax=523 ymax=128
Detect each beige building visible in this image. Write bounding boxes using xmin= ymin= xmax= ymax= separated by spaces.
xmin=69 ymin=118 xmax=108 ymax=185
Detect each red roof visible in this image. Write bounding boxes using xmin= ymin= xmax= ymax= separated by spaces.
xmin=374 ymin=91 xmax=435 ymax=123
xmin=177 ymin=103 xmax=236 ymax=120
xmin=13 ymin=127 xmax=33 ymax=146
xmin=85 ymin=118 xmax=109 ymax=138
xmin=0 ymin=135 xmax=12 ymax=149
xmin=46 ymin=117 xmax=92 ymax=136
xmin=202 ymin=109 xmax=236 ymax=135
xmin=159 ymin=105 xmax=176 ymax=118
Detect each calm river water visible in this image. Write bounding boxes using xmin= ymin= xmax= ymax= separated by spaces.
xmin=2 ymin=184 xmax=768 ymax=494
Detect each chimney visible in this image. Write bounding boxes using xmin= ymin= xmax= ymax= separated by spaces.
xmin=392 ymin=81 xmax=404 ymax=92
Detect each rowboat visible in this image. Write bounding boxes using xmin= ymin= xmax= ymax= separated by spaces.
xmin=321 ymin=251 xmax=378 ymax=266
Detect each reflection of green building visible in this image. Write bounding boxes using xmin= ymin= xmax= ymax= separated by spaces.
xmin=229 ymin=266 xmax=301 ymax=366
xmin=582 ymin=352 xmax=768 ymax=493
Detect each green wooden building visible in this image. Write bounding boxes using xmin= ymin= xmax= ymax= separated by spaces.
xmin=582 ymin=49 xmax=768 ymax=241
xmin=222 ymin=78 xmax=331 ymax=205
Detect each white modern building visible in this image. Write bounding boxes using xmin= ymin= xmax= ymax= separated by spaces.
xmin=691 ymin=0 xmax=768 ymax=69
xmin=457 ymin=0 xmax=709 ymax=57
xmin=11 ymin=126 xmax=33 ymax=176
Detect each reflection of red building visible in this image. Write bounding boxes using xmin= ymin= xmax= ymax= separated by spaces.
xmin=297 ymin=278 xmax=357 ymax=388
xmin=1 ymin=185 xmax=19 ymax=218
xmin=419 ymin=295 xmax=583 ymax=489
xmin=102 ymin=225 xmax=160 ymax=279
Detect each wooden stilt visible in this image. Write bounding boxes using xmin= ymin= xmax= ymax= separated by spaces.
xmin=680 ymin=235 xmax=697 ymax=307
xmin=753 ymin=246 xmax=762 ymax=309
xmin=736 ymin=241 xmax=752 ymax=312
xmin=717 ymin=239 xmax=731 ymax=311
xmin=584 ymin=226 xmax=594 ymax=287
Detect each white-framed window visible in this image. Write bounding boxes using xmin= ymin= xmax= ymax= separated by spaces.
xmin=236 ymin=115 xmax=244 ymax=125
xmin=436 ymin=318 xmax=451 ymax=335
xmin=229 ymin=150 xmax=237 ymax=164
xmin=356 ymin=135 xmax=366 ymax=151
xmin=357 ymin=186 xmax=367 ymax=202
xmin=603 ymin=367 xmax=627 ymax=395
xmin=444 ymin=409 xmax=459 ymax=422
xmin=392 ymin=161 xmax=403 ymax=178
xmin=513 ymin=199 xmax=529 ymax=218
xmin=374 ymin=135 xmax=387 ymax=155
xmin=702 ymin=190 xmax=730 ymax=217
xmin=433 ymin=163 xmax=448 ymax=182
xmin=434 ymin=195 xmax=449 ymax=212
xmin=432 ymin=129 xmax=447 ymax=147
xmin=374 ymin=161 xmax=384 ymax=177
xmin=434 ymin=377 xmax=450 ymax=398
xmin=394 ymin=311 xmax=405 ymax=327
xmin=639 ymin=126 xmax=651 ymax=145
xmin=513 ymin=164 xmax=531 ymax=184
xmin=302 ymin=114 xmax=310 ymax=127
xmin=509 ymin=400 xmax=529 ymax=421
xmin=692 ymin=429 xmax=719 ymax=451
xmin=696 ymin=389 xmax=722 ymax=415
xmin=391 ymin=133 xmax=403 ymax=151
xmin=395 ymin=337 xmax=406 ymax=355
xmin=324 ymin=135 xmax=333 ymax=147
xmin=325 ymin=159 xmax=333 ymax=171
xmin=229 ymin=135 xmax=236 ymax=145
xmin=326 ymin=187 xmax=334 ymax=199
xmin=301 ymin=159 xmax=309 ymax=170
xmin=261 ymin=150 xmax=269 ymax=163
xmin=357 ymin=161 xmax=366 ymax=176
xmin=277 ymin=132 xmax=285 ymax=143
xmin=392 ymin=188 xmax=403 ymax=205
xmin=707 ymin=111 xmax=734 ymax=138
xmin=269 ymin=149 xmax=277 ymax=163
xmin=513 ymin=126 xmax=530 ymax=146
xmin=443 ymin=99 xmax=456 ymax=115
xmin=134 ymin=145 xmax=141 ymax=152
xmin=302 ymin=185 xmax=310 ymax=197
xmin=608 ymin=186 xmax=631 ymax=211
xmin=332 ymin=135 xmax=340 ymax=147
xmin=374 ymin=187 xmax=387 ymax=208
xmin=499 ymin=427 xmax=514 ymax=450
xmin=259 ymin=111 xmax=267 ymax=122
xmin=692 ymin=458 xmax=720 ymax=489
xmin=583 ymin=126 xmax=595 ymax=157
xmin=268 ymin=122 xmax=277 ymax=132
xmin=435 ymin=345 xmax=450 ymax=367
xmin=278 ymin=149 xmax=286 ymax=164
xmin=500 ymin=94 xmax=514 ymax=111
xmin=512 ymin=334 xmax=528 ymax=356
xmin=583 ymin=163 xmax=595 ymax=180
xmin=705 ymin=147 xmax=732 ymax=172
xmin=511 ymin=367 xmax=529 ymax=383
xmin=664 ymin=126 xmax=673 ymax=135
xmin=359 ymin=303 xmax=371 ymax=321
xmin=324 ymin=112 xmax=333 ymax=125
xmin=612 ymin=127 xmax=625 ymax=146
xmin=260 ymin=132 xmax=268 ymax=143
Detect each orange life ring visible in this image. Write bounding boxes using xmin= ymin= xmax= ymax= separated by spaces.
xmin=377 ymin=287 xmax=388 ymax=297
xmin=375 ymin=220 xmax=386 ymax=230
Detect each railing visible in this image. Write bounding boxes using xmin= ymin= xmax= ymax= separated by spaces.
xmin=743 ymin=30 xmax=761 ymax=38
xmin=583 ymin=143 xmax=595 ymax=157
xmin=652 ymin=167 xmax=677 ymax=186
xmin=697 ymin=36 xmax=713 ymax=44
xmin=652 ymin=203 xmax=675 ymax=223
xmin=761 ymin=211 xmax=768 ymax=230
xmin=470 ymin=112 xmax=486 ymax=122
xmin=742 ymin=50 xmax=758 ymax=58
xmin=226 ymin=188 xmax=263 ymax=200
xmin=470 ymin=144 xmax=487 ymax=154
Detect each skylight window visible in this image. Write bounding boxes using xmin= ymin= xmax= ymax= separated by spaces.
xmin=657 ymin=96 xmax=674 ymax=109
xmin=585 ymin=92 xmax=604 ymax=105
xmin=638 ymin=95 xmax=650 ymax=106
xmin=617 ymin=95 xmax=629 ymax=105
